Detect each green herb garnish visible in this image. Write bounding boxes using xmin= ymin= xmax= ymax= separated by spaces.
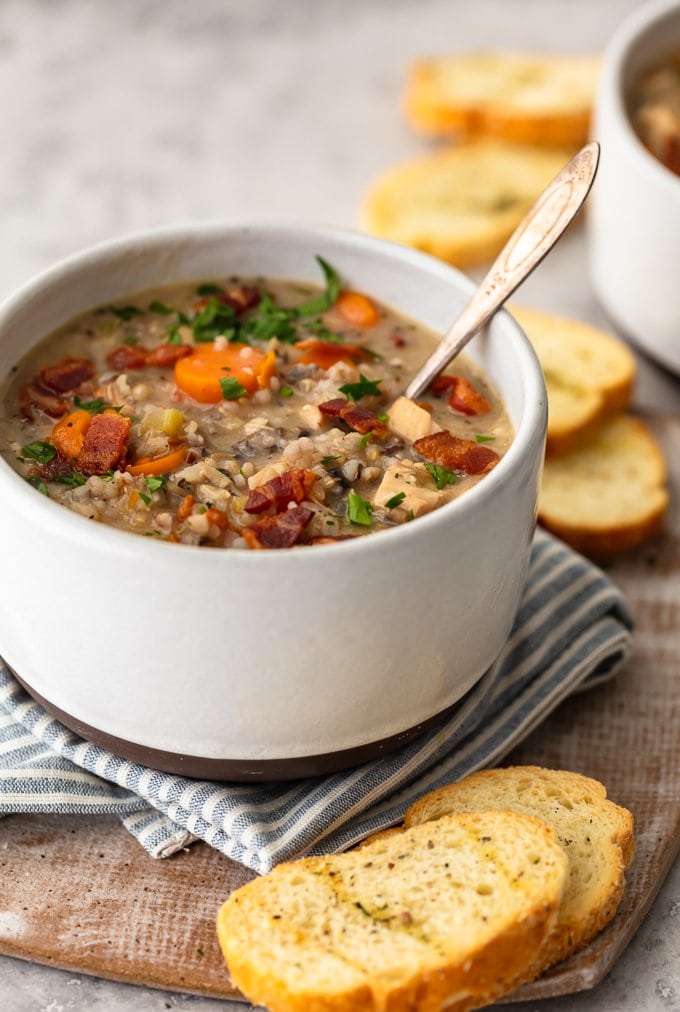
xmin=384 ymin=492 xmax=406 ymax=509
xmin=338 ymin=373 xmax=382 ymax=402
xmin=123 ymin=336 xmax=139 ymax=345
xmin=138 ymin=492 xmax=152 ymax=505
xmin=191 ymin=298 xmax=238 ymax=343
xmin=242 ymin=292 xmax=298 ymax=344
xmin=220 ymin=377 xmax=247 ymax=400
xmin=100 ymin=470 xmax=115 ymax=482
xmin=424 ymin=462 xmax=458 ymax=490
xmin=196 ymin=283 xmax=225 ymax=296
xmin=73 ymin=396 xmax=120 ymax=415
xmin=145 ymin=475 xmax=167 ymax=494
xmin=358 ymin=432 xmax=372 ymax=449
xmin=307 ymin=319 xmax=345 ymax=343
xmin=475 ymin=434 xmax=496 ymax=444
xmin=26 ymin=475 xmax=49 ymax=496
xmin=279 ymin=386 xmax=294 ymax=397
xmin=149 ymin=299 xmax=174 ymax=315
xmin=320 ymin=455 xmax=342 ymax=467
xmin=347 ymin=492 xmax=373 ymax=526
xmin=54 ymin=470 xmax=87 ymax=488
xmin=295 ymin=256 xmax=342 ymax=316
xmin=21 ymin=441 xmax=56 ymax=465
xmin=166 ymin=326 xmax=183 ymax=345
xmin=106 ymin=305 xmax=142 ymax=321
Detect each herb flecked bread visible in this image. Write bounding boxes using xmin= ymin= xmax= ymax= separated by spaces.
xmin=216 ymin=810 xmax=569 ymax=1012
xmin=538 ymin=414 xmax=669 ymax=557
xmin=510 ymin=306 xmax=637 ymax=456
xmin=360 ymin=141 xmax=571 ymax=268
xmin=405 ymin=51 xmax=600 ymax=147
xmin=404 ymin=766 xmax=634 ymax=975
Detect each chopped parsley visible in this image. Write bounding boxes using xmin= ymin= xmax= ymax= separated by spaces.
xmin=347 ymin=492 xmax=373 ymax=526
xmin=220 ymin=377 xmax=247 ymax=400
xmin=424 ymin=462 xmax=458 ymax=490
xmin=475 ymin=434 xmax=496 ymax=444
xmin=338 ymin=374 xmax=382 ymax=401
xmin=358 ymin=432 xmax=372 ymax=449
xmin=123 ymin=336 xmax=139 ymax=345
xmin=279 ymin=385 xmax=294 ymax=397
xmin=138 ymin=492 xmax=152 ymax=505
xmin=192 ymin=298 xmax=238 ymax=343
xmin=166 ymin=327 xmax=183 ymax=345
xmin=54 ymin=470 xmax=87 ymax=488
xmin=106 ymin=305 xmax=142 ymax=321
xmin=100 ymin=470 xmax=115 ymax=482
xmin=20 ymin=441 xmax=56 ymax=465
xmin=242 ymin=292 xmax=298 ymax=344
xmin=145 ymin=475 xmax=167 ymax=494
xmin=384 ymin=492 xmax=406 ymax=510
xmin=295 ymin=256 xmax=342 ymax=316
xmin=307 ymin=319 xmax=345 ymax=343
xmin=26 ymin=475 xmax=49 ymax=496
xmin=149 ymin=300 xmax=174 ymax=315
xmin=320 ymin=455 xmax=341 ymax=467
xmin=196 ymin=282 xmax=225 ymax=296
xmin=73 ymin=396 xmax=119 ymax=415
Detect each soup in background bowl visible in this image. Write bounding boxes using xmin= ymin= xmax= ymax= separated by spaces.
xmin=0 ymin=224 xmax=545 ymax=779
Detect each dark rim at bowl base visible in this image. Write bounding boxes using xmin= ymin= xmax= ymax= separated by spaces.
xmin=12 ymin=668 xmax=460 ymax=781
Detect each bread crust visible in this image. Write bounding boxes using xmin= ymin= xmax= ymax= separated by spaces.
xmin=404 ymin=766 xmax=634 ymax=977
xmin=216 ymin=810 xmax=569 ymax=1012
xmin=361 ymin=143 xmax=571 ymax=269
xmin=405 ymin=52 xmax=600 ymax=148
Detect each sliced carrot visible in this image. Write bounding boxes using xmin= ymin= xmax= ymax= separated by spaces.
xmin=177 ymin=493 xmax=195 ymax=521
xmin=257 ymin=348 xmax=277 ymax=388
xmin=174 ymin=343 xmax=272 ymax=403
xmin=50 ymin=409 xmax=92 ymax=460
xmin=127 ymin=445 xmax=188 ymax=476
xmin=334 ymin=291 xmax=379 ymax=328
xmin=296 ymin=339 xmax=365 ymax=370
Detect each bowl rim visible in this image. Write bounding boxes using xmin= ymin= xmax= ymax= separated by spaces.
xmin=0 ymin=221 xmax=546 ymax=565
xmin=600 ymin=0 xmax=680 ymax=196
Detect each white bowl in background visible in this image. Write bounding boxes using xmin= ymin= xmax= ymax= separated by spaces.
xmin=590 ymin=0 xmax=680 ymax=376
xmin=0 ymin=224 xmax=546 ymax=779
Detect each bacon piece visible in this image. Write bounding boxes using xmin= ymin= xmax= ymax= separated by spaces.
xmin=107 ymin=345 xmax=149 ymax=371
xmin=339 ymin=404 xmax=389 ymax=438
xmin=413 ymin=430 xmax=500 ymax=475
xmin=77 ymin=413 xmax=132 ymax=476
xmin=38 ymin=357 xmax=95 ymax=395
xmin=245 ymin=468 xmax=317 ymax=515
xmin=243 ymin=505 xmax=314 ymax=550
xmin=430 ymin=374 xmax=491 ymax=416
xmin=37 ymin=452 xmax=75 ymax=481
xmin=318 ymin=398 xmax=347 ymax=417
xmin=20 ymin=383 xmax=68 ymax=420
xmin=145 ymin=343 xmax=192 ymax=367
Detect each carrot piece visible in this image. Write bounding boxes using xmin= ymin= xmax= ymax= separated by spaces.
xmin=174 ymin=344 xmax=267 ymax=403
xmin=296 ymin=339 xmax=365 ymax=370
xmin=127 ymin=445 xmax=188 ymax=476
xmin=177 ymin=494 xmax=195 ymax=521
xmin=257 ymin=349 xmax=277 ymax=388
xmin=334 ymin=290 xmax=379 ymax=328
xmin=204 ymin=507 xmax=230 ymax=530
xmin=49 ymin=409 xmax=92 ymax=460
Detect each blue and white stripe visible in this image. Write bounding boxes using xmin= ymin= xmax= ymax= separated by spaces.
xmin=0 ymin=530 xmax=633 ymax=873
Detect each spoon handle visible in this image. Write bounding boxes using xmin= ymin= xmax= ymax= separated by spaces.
xmin=403 ymin=140 xmax=600 ymax=401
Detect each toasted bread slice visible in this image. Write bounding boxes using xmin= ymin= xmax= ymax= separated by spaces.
xmin=511 ymin=306 xmax=637 ymax=456
xmin=405 ymin=766 xmax=634 ymax=976
xmin=361 ymin=141 xmax=571 ymax=268
xmin=406 ymin=51 xmax=600 ymax=147
xmin=538 ymin=415 xmax=669 ymax=557
xmin=217 ymin=810 xmax=569 ymax=1012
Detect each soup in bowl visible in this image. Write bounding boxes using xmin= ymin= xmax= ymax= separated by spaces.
xmin=0 ymin=224 xmax=546 ymax=779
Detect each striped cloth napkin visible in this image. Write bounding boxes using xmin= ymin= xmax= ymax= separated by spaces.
xmin=0 ymin=530 xmax=632 ymax=874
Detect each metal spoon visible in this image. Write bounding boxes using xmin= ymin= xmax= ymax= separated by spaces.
xmin=403 ymin=140 xmax=600 ymax=401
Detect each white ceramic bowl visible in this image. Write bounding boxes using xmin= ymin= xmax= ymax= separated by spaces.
xmin=0 ymin=224 xmax=546 ymax=779
xmin=590 ymin=0 xmax=680 ymax=376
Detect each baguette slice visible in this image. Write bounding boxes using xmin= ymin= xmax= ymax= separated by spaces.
xmin=511 ymin=306 xmax=636 ymax=455
xmin=406 ymin=51 xmax=600 ymax=147
xmin=217 ymin=810 xmax=569 ymax=1012
xmin=361 ymin=141 xmax=571 ymax=268
xmin=538 ymin=415 xmax=669 ymax=557
xmin=405 ymin=767 xmax=634 ymax=977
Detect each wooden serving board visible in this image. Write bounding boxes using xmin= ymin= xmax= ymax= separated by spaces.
xmin=0 ymin=414 xmax=678 ymax=1006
